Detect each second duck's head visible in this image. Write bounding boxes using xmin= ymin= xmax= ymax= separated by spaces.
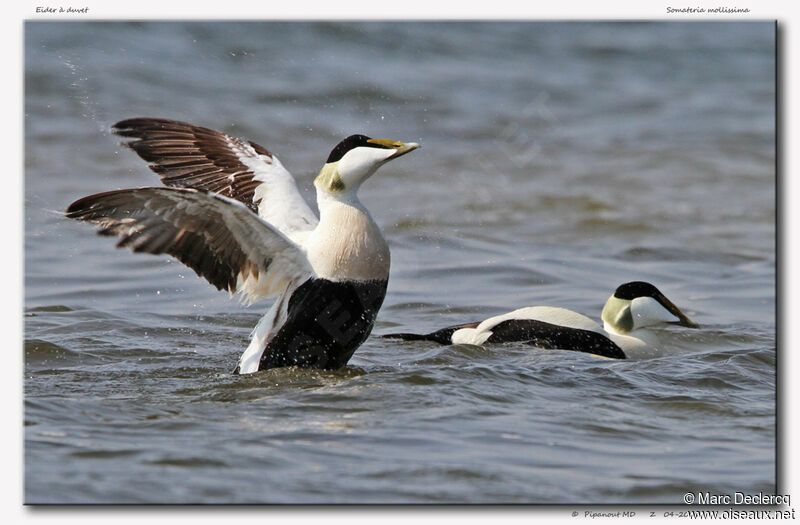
xmin=315 ymin=134 xmax=419 ymax=194
xmin=601 ymin=281 xmax=698 ymax=334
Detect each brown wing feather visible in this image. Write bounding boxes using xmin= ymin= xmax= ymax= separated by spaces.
xmin=112 ymin=118 xmax=275 ymax=213
xmin=66 ymin=187 xmax=312 ymax=301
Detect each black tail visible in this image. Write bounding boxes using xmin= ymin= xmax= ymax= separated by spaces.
xmin=381 ymin=332 xmax=433 ymax=341
xmin=382 ymin=322 xmax=480 ymax=346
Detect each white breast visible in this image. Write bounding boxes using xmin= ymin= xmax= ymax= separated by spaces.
xmin=304 ymin=198 xmax=390 ymax=282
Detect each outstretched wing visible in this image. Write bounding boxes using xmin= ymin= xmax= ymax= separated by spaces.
xmin=112 ymin=118 xmax=319 ymax=239
xmin=66 ymin=187 xmax=314 ymax=304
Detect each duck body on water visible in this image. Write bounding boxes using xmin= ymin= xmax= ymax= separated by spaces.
xmin=383 ymin=281 xmax=698 ymax=359
xmin=66 ymin=118 xmax=419 ymax=374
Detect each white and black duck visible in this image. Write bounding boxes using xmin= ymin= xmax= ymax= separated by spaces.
xmin=383 ymin=281 xmax=698 ymax=359
xmin=67 ymin=118 xmax=419 ymax=374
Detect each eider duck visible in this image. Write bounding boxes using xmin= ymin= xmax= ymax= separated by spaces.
xmin=66 ymin=118 xmax=419 ymax=374
xmin=383 ymin=281 xmax=698 ymax=359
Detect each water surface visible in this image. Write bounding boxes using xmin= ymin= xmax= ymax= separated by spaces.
xmin=24 ymin=21 xmax=775 ymax=503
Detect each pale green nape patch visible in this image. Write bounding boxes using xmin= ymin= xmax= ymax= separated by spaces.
xmin=601 ymin=296 xmax=634 ymax=333
xmin=315 ymin=163 xmax=345 ymax=192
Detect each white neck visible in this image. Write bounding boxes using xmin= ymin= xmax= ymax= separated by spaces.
xmin=304 ymin=189 xmax=390 ymax=282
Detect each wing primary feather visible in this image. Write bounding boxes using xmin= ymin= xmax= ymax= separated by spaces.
xmin=66 ymin=187 xmax=313 ymax=300
xmin=111 ymin=118 xmax=319 ymax=237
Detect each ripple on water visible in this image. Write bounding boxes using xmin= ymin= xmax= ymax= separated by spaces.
xmin=25 ymin=305 xmax=75 ymax=314
xmin=24 ymin=338 xmax=76 ymax=360
xmin=616 ymin=246 xmax=766 ymax=265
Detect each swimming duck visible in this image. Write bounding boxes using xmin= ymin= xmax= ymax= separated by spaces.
xmin=383 ymin=281 xmax=698 ymax=359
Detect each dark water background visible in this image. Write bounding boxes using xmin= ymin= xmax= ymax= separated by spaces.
xmin=24 ymin=21 xmax=775 ymax=503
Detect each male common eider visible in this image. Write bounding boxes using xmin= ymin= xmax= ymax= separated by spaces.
xmin=66 ymin=118 xmax=419 ymax=374
xmin=383 ymin=281 xmax=698 ymax=359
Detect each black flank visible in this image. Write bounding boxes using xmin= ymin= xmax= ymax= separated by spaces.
xmin=258 ymin=278 xmax=389 ymax=370
xmin=487 ymin=319 xmax=627 ymax=359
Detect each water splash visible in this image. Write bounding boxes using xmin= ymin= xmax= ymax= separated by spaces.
xmin=57 ymin=53 xmax=110 ymax=134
